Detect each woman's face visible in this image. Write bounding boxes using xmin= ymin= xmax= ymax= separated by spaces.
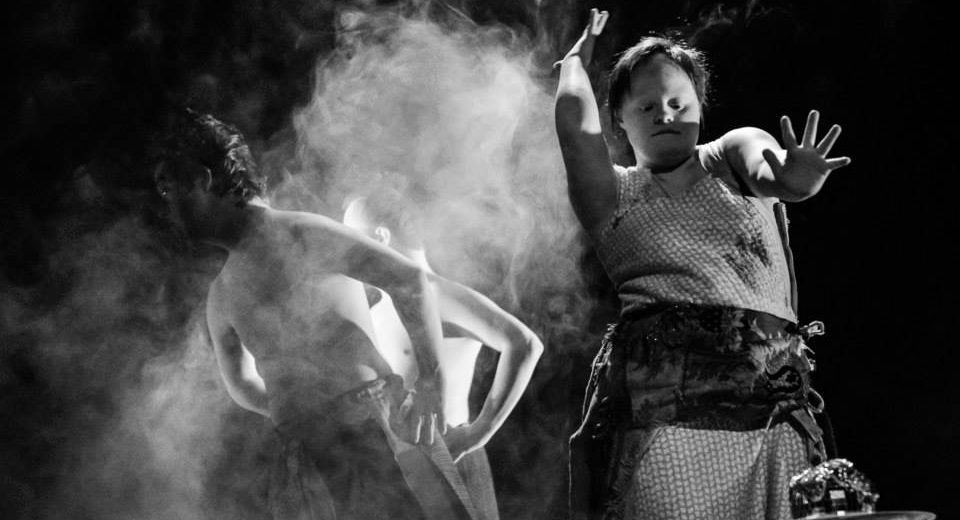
xmin=617 ymin=54 xmax=701 ymax=170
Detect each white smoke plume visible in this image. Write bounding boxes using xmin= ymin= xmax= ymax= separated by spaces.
xmin=271 ymin=6 xmax=594 ymax=332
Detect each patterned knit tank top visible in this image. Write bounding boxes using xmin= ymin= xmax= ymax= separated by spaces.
xmin=596 ymin=139 xmax=796 ymax=322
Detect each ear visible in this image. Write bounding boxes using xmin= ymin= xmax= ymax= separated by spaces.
xmin=614 ymin=111 xmax=628 ymax=132
xmin=374 ymin=226 xmax=391 ymax=246
xmin=199 ymin=167 xmax=213 ymax=192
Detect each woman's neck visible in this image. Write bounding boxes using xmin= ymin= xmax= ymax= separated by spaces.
xmin=636 ymin=149 xmax=696 ymax=174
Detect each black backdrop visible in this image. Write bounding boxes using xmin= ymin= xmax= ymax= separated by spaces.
xmin=2 ymin=1 xmax=955 ymax=518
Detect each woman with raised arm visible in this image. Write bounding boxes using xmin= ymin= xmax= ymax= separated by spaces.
xmin=556 ymin=8 xmax=851 ymax=520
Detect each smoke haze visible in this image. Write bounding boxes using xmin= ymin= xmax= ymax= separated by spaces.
xmin=0 ymin=202 xmax=276 ymax=519
xmin=275 ymin=8 xmax=589 ymax=318
xmin=4 ymin=3 xmax=598 ymax=518
xmin=3 ymin=0 xmax=955 ymax=518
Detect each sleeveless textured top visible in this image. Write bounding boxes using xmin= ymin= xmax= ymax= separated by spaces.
xmin=596 ymin=140 xmax=796 ymax=322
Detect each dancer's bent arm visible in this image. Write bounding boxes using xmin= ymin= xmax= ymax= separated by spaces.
xmin=430 ymin=275 xmax=544 ymax=461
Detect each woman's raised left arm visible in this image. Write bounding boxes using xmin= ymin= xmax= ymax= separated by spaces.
xmin=723 ymin=110 xmax=852 ymax=201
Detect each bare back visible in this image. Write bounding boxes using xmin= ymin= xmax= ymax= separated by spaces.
xmin=206 ymin=210 xmax=393 ymax=425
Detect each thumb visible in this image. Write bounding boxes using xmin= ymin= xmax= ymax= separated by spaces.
xmin=452 ymin=450 xmax=465 ymax=465
xmin=761 ymin=148 xmax=783 ymax=176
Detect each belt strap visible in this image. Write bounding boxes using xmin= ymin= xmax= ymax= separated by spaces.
xmin=774 ymin=202 xmax=799 ymax=316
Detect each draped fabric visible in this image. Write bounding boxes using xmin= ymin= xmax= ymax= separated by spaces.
xmin=270 ymin=376 xmax=477 ymax=520
xmin=570 ymin=306 xmax=827 ymax=520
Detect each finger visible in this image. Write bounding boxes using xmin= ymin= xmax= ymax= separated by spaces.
xmin=414 ymin=415 xmax=424 ymax=444
xmin=428 ymin=414 xmax=436 ymax=445
xmin=453 ymin=444 xmax=474 ymax=465
xmin=762 ymin=148 xmax=783 ymax=176
xmin=825 ymin=157 xmax=852 ymax=170
xmin=377 ymin=414 xmax=405 ymax=451
xmin=816 ymin=124 xmax=842 ymax=156
xmin=593 ymin=10 xmax=609 ymax=34
xmin=779 ymin=116 xmax=798 ymax=149
xmin=802 ymin=110 xmax=819 ymax=148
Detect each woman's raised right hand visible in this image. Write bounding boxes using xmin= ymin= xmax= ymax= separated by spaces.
xmin=564 ymin=8 xmax=609 ymax=67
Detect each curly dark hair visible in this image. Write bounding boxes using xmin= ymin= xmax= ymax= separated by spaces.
xmin=159 ymin=109 xmax=265 ymax=202
xmin=607 ymin=35 xmax=710 ymax=129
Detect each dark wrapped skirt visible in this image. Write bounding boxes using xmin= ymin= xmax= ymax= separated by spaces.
xmin=270 ymin=375 xmax=477 ymax=520
xmin=570 ymin=305 xmax=827 ymax=520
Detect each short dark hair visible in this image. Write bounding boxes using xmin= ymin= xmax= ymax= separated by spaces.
xmin=159 ymin=109 xmax=265 ymax=201
xmin=607 ymin=36 xmax=710 ymax=128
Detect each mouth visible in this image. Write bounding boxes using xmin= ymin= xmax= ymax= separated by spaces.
xmin=652 ymin=129 xmax=681 ymax=137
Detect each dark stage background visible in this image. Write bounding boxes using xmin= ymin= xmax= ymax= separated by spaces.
xmin=2 ymin=1 xmax=955 ymax=519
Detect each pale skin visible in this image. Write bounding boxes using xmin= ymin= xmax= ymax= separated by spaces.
xmin=555 ymin=9 xmax=852 ymax=243
xmin=343 ymin=198 xmax=544 ymax=462
xmin=155 ymin=168 xmax=450 ymax=445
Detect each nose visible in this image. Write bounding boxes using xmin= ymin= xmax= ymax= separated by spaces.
xmin=654 ymin=104 xmax=675 ymax=124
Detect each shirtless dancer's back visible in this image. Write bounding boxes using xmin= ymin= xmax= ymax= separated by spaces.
xmin=206 ymin=212 xmax=396 ymax=425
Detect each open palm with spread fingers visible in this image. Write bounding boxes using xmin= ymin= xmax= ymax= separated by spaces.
xmin=762 ymin=110 xmax=851 ymax=195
